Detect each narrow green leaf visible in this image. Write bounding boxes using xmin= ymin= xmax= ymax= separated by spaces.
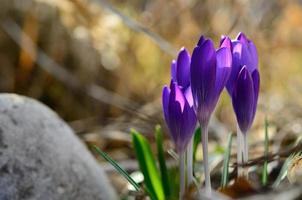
xmin=262 ymin=161 xmax=268 ymax=186
xmin=91 ymin=145 xmax=140 ymax=191
xmin=167 ymin=166 xmax=180 ymax=200
xmin=221 ymin=133 xmax=233 ymax=188
xmin=155 ymin=125 xmax=171 ymax=198
xmin=264 ymin=117 xmax=269 ymax=156
xmin=193 ymin=127 xmax=201 ymax=163
xmin=262 ymin=117 xmax=269 ymax=186
xmin=131 ymin=129 xmax=165 ymax=200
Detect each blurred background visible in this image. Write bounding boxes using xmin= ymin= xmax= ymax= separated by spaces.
xmin=1 ymin=0 xmax=302 ymax=194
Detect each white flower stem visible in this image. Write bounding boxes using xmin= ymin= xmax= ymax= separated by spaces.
xmin=243 ymin=133 xmax=249 ymax=178
xmin=201 ymin=125 xmax=211 ymax=196
xmin=186 ymin=137 xmax=194 ymax=186
xmin=237 ymin=125 xmax=243 ymax=177
xmin=179 ymin=151 xmax=185 ymax=200
xmin=237 ymin=125 xmax=248 ymax=178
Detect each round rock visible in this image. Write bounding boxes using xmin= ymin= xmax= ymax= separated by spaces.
xmin=0 ymin=94 xmax=117 ymax=200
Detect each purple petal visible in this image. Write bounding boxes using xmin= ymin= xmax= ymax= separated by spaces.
xmin=162 ymin=86 xmax=170 ymax=124
xmin=214 ymin=47 xmax=232 ymax=96
xmin=220 ymin=36 xmax=232 ymax=49
xmin=184 ymin=86 xmax=194 ymax=107
xmin=197 ymin=35 xmax=206 ymax=46
xmin=236 ymin=32 xmax=248 ymax=44
xmin=171 ymin=60 xmax=177 ymax=81
xmin=251 ymin=69 xmax=260 ymax=120
xmin=167 ymin=83 xmax=183 ymax=146
xmin=167 ymin=100 xmax=182 ymax=150
xmin=190 ymin=39 xmax=217 ymax=112
xmin=169 ymin=82 xmax=185 ymax=111
xmin=236 ymin=33 xmax=258 ymax=72
xmin=232 ymin=66 xmax=255 ymax=133
xmin=226 ymin=41 xmax=243 ymax=95
xmin=241 ymin=44 xmax=256 ymax=73
xmin=247 ymin=41 xmax=258 ymax=72
xmin=178 ymin=102 xmax=197 ymax=152
xmin=176 ymin=47 xmax=191 ymax=89
xmin=237 ymin=33 xmax=258 ymax=72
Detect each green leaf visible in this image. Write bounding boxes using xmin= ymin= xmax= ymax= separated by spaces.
xmin=131 ymin=129 xmax=165 ymax=200
xmin=193 ymin=127 xmax=201 ymax=163
xmin=91 ymin=145 xmax=140 ymax=191
xmin=262 ymin=117 xmax=269 ymax=186
xmin=167 ymin=166 xmax=180 ymax=200
xmin=155 ymin=125 xmax=171 ymax=198
xmin=220 ymin=133 xmax=233 ymax=188
xmin=262 ymin=161 xmax=268 ymax=186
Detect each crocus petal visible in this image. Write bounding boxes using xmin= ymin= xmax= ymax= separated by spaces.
xmin=226 ymin=41 xmax=243 ymax=95
xmin=171 ymin=60 xmax=177 ymax=81
xmin=170 ymin=82 xmax=185 ymax=111
xmin=220 ymin=36 xmax=232 ymax=49
xmin=197 ymin=35 xmax=206 ymax=46
xmin=178 ymin=102 xmax=197 ymax=152
xmin=190 ymin=39 xmax=217 ymax=114
xmin=214 ymin=47 xmax=232 ymax=96
xmin=184 ymin=86 xmax=194 ymax=107
xmin=236 ymin=32 xmax=248 ymax=44
xmin=168 ymin=100 xmax=182 ymax=150
xmin=162 ymin=86 xmax=170 ymax=125
xmin=176 ymin=47 xmax=191 ymax=89
xmin=247 ymin=41 xmax=258 ymax=72
xmin=251 ymin=69 xmax=260 ymax=120
xmin=232 ymin=66 xmax=255 ymax=133
xmin=236 ymin=34 xmax=257 ymax=73
xmin=168 ymin=83 xmax=183 ymax=146
xmin=241 ymin=46 xmax=256 ymax=74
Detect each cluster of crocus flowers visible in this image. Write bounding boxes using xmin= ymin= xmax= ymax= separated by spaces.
xmin=191 ymin=37 xmax=232 ymax=195
xmin=162 ymin=32 xmax=259 ymax=199
xmin=170 ymin=48 xmax=196 ymax=185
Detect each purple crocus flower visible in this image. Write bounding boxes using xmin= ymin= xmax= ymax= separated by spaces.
xmin=221 ymin=32 xmax=260 ymax=178
xmin=164 ymin=48 xmax=197 ymax=198
xmin=190 ymin=37 xmax=232 ymax=126
xmin=221 ymin=32 xmax=260 ymax=133
xmin=162 ymin=82 xmax=197 ymax=154
xmin=190 ymin=36 xmax=232 ymax=195
xmin=170 ymin=47 xmax=197 ymax=189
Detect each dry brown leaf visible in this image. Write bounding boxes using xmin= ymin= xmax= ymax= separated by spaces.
xmin=218 ymin=177 xmax=257 ymax=199
xmin=287 ymin=154 xmax=302 ymax=184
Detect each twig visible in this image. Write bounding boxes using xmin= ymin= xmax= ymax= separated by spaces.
xmin=233 ymin=142 xmax=302 ymax=168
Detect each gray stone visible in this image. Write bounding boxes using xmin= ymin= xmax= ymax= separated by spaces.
xmin=0 ymin=94 xmax=117 ymax=200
